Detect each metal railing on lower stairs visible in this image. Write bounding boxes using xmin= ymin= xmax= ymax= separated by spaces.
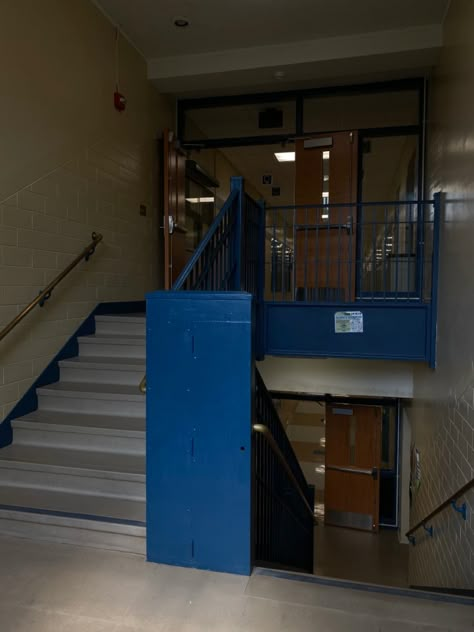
xmin=253 ymin=369 xmax=315 ymax=573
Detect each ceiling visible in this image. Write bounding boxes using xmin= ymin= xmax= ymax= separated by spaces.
xmin=95 ymin=0 xmax=448 ymax=58
xmin=94 ymin=0 xmax=449 ymax=95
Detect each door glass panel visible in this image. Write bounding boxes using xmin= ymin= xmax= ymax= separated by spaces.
xmin=359 ymin=135 xmax=419 ymax=295
xmin=184 ymin=180 xmax=216 ymax=255
xmin=322 ymin=150 xmax=330 ymax=205
xmin=349 ymin=417 xmax=356 ymax=465
xmin=381 ymin=406 xmax=396 ymax=470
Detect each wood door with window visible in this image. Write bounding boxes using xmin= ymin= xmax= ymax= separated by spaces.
xmin=295 ymin=131 xmax=358 ymax=301
xmin=324 ymin=404 xmax=381 ymax=532
xmin=163 ymin=129 xmax=187 ymax=289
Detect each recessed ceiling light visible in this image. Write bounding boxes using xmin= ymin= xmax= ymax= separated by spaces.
xmin=174 ymin=17 xmax=189 ymax=27
xmin=274 ymin=151 xmax=295 ymax=162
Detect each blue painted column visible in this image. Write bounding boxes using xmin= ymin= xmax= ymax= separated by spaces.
xmin=146 ymin=291 xmax=254 ymax=575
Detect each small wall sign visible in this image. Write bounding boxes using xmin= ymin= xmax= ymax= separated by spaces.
xmin=334 ymin=311 xmax=363 ymax=333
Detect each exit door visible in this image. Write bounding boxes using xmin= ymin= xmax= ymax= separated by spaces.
xmin=324 ymin=404 xmax=381 ymax=532
xmin=163 ymin=129 xmax=187 ymax=289
xmin=295 ymin=131 xmax=358 ymax=301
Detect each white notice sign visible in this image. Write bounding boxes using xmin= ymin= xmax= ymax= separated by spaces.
xmin=334 ymin=311 xmax=363 ymax=334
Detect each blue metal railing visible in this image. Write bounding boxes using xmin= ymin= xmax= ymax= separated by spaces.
xmin=266 ymin=198 xmax=440 ymax=304
xmin=173 ymin=177 xmax=264 ymax=295
xmin=254 ymin=369 xmax=314 ymax=572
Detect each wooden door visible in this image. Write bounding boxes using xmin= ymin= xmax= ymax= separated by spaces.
xmin=295 ymin=132 xmax=358 ymax=301
xmin=163 ymin=129 xmax=187 ymax=289
xmin=324 ymin=404 xmax=381 ymax=532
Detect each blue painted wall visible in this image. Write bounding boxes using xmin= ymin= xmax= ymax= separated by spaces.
xmin=146 ymin=292 xmax=254 ymax=575
xmin=265 ymin=302 xmax=432 ymax=363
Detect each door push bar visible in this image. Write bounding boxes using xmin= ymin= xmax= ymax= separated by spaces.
xmin=326 ymin=464 xmax=379 ymax=480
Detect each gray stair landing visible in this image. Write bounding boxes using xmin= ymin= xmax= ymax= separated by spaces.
xmin=0 ymin=312 xmax=148 ymax=554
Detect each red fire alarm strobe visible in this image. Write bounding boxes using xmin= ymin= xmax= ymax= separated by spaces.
xmin=114 ymin=91 xmax=126 ymax=112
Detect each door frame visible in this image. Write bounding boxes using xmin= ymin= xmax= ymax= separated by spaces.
xmin=270 ymin=392 xmax=400 ymax=528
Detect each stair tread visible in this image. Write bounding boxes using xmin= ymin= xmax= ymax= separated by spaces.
xmin=13 ymin=410 xmax=145 ymax=433
xmin=95 ymin=314 xmax=145 ymax=323
xmin=80 ymin=334 xmax=145 ymax=345
xmin=60 ymin=356 xmax=145 ymax=368
xmin=0 ymin=486 xmax=145 ymax=523
xmin=0 ymin=444 xmax=145 ymax=475
xmin=38 ymin=381 xmax=144 ymax=401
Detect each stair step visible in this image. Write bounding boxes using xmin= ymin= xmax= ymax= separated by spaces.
xmin=37 ymin=381 xmax=145 ymax=416
xmin=0 ymin=486 xmax=145 ymax=522
xmin=0 ymin=444 xmax=144 ymax=499
xmin=0 ymin=485 xmax=145 ymax=554
xmin=79 ymin=334 xmax=145 ymax=359
xmin=12 ymin=415 xmax=144 ymax=454
xmin=0 ymin=508 xmax=146 ymax=554
xmin=12 ymin=410 xmax=145 ymax=432
xmin=59 ymin=356 xmax=145 ymax=385
xmin=94 ymin=314 xmax=146 ymax=337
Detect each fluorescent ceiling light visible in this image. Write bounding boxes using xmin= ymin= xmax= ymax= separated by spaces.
xmin=185 ymin=197 xmax=215 ymax=204
xmin=323 ymin=151 xmax=330 ymax=160
xmin=274 ymin=151 xmax=295 ymax=162
xmin=321 ymin=214 xmax=329 ymax=219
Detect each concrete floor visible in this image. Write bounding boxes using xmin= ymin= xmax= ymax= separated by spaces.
xmin=0 ymin=535 xmax=472 ymax=631
xmin=314 ymin=524 xmax=409 ymax=587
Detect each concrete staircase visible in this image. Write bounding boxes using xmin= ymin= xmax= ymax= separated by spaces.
xmin=0 ymin=314 xmax=146 ymax=554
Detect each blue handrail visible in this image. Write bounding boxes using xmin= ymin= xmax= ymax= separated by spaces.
xmin=172 ymin=177 xmax=265 ymax=301
xmin=172 ymin=188 xmax=239 ymax=291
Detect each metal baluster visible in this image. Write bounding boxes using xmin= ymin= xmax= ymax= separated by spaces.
xmin=304 ymin=207 xmax=309 ymax=301
xmin=371 ymin=207 xmax=377 ymax=300
xmin=325 ymin=205 xmax=330 ymax=302
xmin=337 ymin=205 xmax=342 ymax=302
xmin=395 ymin=205 xmax=400 ymax=300
xmin=272 ymin=209 xmax=277 ymax=301
xmin=348 ymin=204 xmax=354 ymax=302
xmin=282 ymin=214 xmax=288 ymax=300
xmin=383 ymin=206 xmax=388 ymax=299
xmin=407 ymin=202 xmax=413 ymax=298
xmin=292 ymin=206 xmax=296 ymax=301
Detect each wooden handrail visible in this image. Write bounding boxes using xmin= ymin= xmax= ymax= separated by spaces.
xmin=0 ymin=232 xmax=103 ymax=343
xmin=406 ymin=478 xmax=473 ymax=538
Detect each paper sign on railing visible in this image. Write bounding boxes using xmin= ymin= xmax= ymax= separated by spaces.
xmin=334 ymin=311 xmax=363 ymax=333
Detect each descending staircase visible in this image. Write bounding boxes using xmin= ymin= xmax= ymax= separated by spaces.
xmin=0 ymin=313 xmax=146 ymax=554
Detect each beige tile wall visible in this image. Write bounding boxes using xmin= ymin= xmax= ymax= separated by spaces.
xmin=408 ymin=0 xmax=474 ymax=590
xmin=0 ymin=0 xmax=175 ymax=422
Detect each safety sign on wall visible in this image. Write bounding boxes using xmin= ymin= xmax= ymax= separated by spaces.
xmin=334 ymin=311 xmax=364 ymax=333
